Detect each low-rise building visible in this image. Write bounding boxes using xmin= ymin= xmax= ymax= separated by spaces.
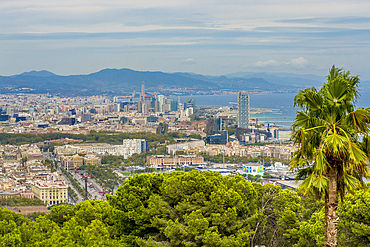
xmin=60 ymin=156 xmax=75 ymax=170
xmin=19 ymin=190 xmax=34 ymax=199
xmin=72 ymin=154 xmax=84 ymax=167
xmin=31 ymin=180 xmax=68 ymax=207
xmin=83 ymin=155 xmax=101 ymax=166
xmin=147 ymin=155 xmax=204 ymax=168
xmin=0 ymin=190 xmax=20 ymax=199
xmin=166 ymin=140 xmax=205 ymax=155
xmin=60 ymin=154 xmax=101 ymax=169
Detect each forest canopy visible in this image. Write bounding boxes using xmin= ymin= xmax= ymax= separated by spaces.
xmin=0 ymin=171 xmax=369 ymax=246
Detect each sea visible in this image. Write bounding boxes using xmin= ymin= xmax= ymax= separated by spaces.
xmin=176 ymin=91 xmax=370 ymax=128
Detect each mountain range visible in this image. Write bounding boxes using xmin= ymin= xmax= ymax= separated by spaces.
xmin=0 ymin=68 xmax=343 ymax=96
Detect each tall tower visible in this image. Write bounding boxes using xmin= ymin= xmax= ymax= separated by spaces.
xmin=140 ymin=81 xmax=145 ymax=102
xmin=185 ymin=98 xmax=195 ymax=110
xmin=157 ymin=95 xmax=165 ymax=113
xmin=238 ymin=92 xmax=249 ymax=129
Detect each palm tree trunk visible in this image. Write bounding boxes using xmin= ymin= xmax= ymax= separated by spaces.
xmin=325 ymin=194 xmax=328 ymax=244
xmin=326 ymin=166 xmax=338 ymax=247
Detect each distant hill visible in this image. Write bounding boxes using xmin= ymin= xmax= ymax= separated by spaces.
xmin=17 ymin=70 xmax=57 ymax=77
xmin=0 ymin=68 xmax=301 ymax=96
xmin=225 ymin=72 xmax=324 ymax=88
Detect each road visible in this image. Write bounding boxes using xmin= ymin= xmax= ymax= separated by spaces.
xmin=43 ymin=152 xmax=84 ymax=203
xmin=71 ymin=170 xmax=107 ymax=201
xmin=57 ymin=167 xmax=84 ymax=203
xmin=45 ymin=152 xmax=107 ymax=203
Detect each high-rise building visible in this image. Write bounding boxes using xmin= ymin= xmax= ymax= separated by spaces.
xmin=137 ymin=101 xmax=143 ymax=113
xmin=140 ymin=81 xmax=145 ymax=102
xmin=144 ymin=95 xmax=152 ymax=107
xmin=170 ymin=100 xmax=178 ymax=111
xmin=154 ymin=101 xmax=160 ymax=112
xmin=206 ymin=117 xmax=223 ymax=136
xmin=163 ymin=103 xmax=171 ymax=112
xmin=142 ymin=103 xmax=149 ymax=114
xmin=185 ymin=98 xmax=196 ymax=110
xmin=114 ymin=103 xmax=120 ymax=112
xmin=178 ymin=102 xmax=184 ymax=111
xmin=108 ymin=105 xmax=114 ymax=112
xmin=216 ymin=118 xmax=222 ymax=132
xmin=206 ymin=130 xmax=229 ymax=145
xmin=185 ymin=107 xmax=194 ymax=116
xmin=150 ymin=96 xmax=156 ymax=108
xmin=157 ymin=95 xmax=165 ymax=105
xmin=157 ymin=95 xmax=165 ymax=113
xmin=238 ymin=92 xmax=249 ymax=129
xmin=81 ymin=114 xmax=92 ymax=123
xmin=6 ymin=108 xmax=14 ymax=116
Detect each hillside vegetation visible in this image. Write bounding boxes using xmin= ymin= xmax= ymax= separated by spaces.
xmin=0 ymin=171 xmax=369 ymax=246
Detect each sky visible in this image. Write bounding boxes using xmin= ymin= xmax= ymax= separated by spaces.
xmin=1 ymin=0 xmax=370 ymax=79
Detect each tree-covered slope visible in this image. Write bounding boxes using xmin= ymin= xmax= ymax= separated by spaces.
xmin=1 ymin=171 xmax=370 ymax=246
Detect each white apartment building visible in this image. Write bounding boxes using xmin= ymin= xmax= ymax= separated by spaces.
xmin=74 ymin=139 xmax=146 ymax=159
xmin=55 ymin=139 xmax=146 ymax=160
xmin=122 ymin=139 xmax=144 ymax=153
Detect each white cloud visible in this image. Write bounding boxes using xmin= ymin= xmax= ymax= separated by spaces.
xmin=289 ymin=57 xmax=309 ymax=68
xmin=253 ymin=57 xmax=310 ymax=69
xmin=254 ymin=60 xmax=278 ymax=67
xmin=180 ymin=58 xmax=196 ymax=64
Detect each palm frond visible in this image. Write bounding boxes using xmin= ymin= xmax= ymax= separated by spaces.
xmin=313 ymin=149 xmax=328 ymax=175
xmin=323 ymin=132 xmax=348 ymax=157
xmin=347 ymin=142 xmax=367 ymax=164
xmin=347 ymin=108 xmax=370 ymax=133
xmin=291 ymin=65 xmax=369 ymax=203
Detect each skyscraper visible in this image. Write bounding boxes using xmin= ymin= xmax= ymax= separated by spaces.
xmin=238 ymin=92 xmax=249 ymax=129
xmin=157 ymin=95 xmax=165 ymax=113
xmin=140 ymin=81 xmax=145 ymax=102
xmin=154 ymin=101 xmax=160 ymax=112
xmin=170 ymin=100 xmax=178 ymax=111
xmin=185 ymin=98 xmax=196 ymax=111
xmin=137 ymin=101 xmax=143 ymax=113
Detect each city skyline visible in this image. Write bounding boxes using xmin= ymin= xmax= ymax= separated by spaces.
xmin=1 ymin=1 xmax=370 ymax=79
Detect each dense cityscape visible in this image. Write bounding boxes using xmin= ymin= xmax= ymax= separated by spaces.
xmin=0 ymin=81 xmax=298 ymax=207
xmin=2 ymin=0 xmax=370 ymax=246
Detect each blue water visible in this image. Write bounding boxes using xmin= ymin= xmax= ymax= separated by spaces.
xmin=175 ymin=91 xmax=370 ymax=127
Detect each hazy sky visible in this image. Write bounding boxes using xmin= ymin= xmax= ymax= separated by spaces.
xmin=1 ymin=0 xmax=370 ymax=79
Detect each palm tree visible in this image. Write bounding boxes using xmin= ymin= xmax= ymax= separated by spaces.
xmin=290 ymin=65 xmax=370 ymax=247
